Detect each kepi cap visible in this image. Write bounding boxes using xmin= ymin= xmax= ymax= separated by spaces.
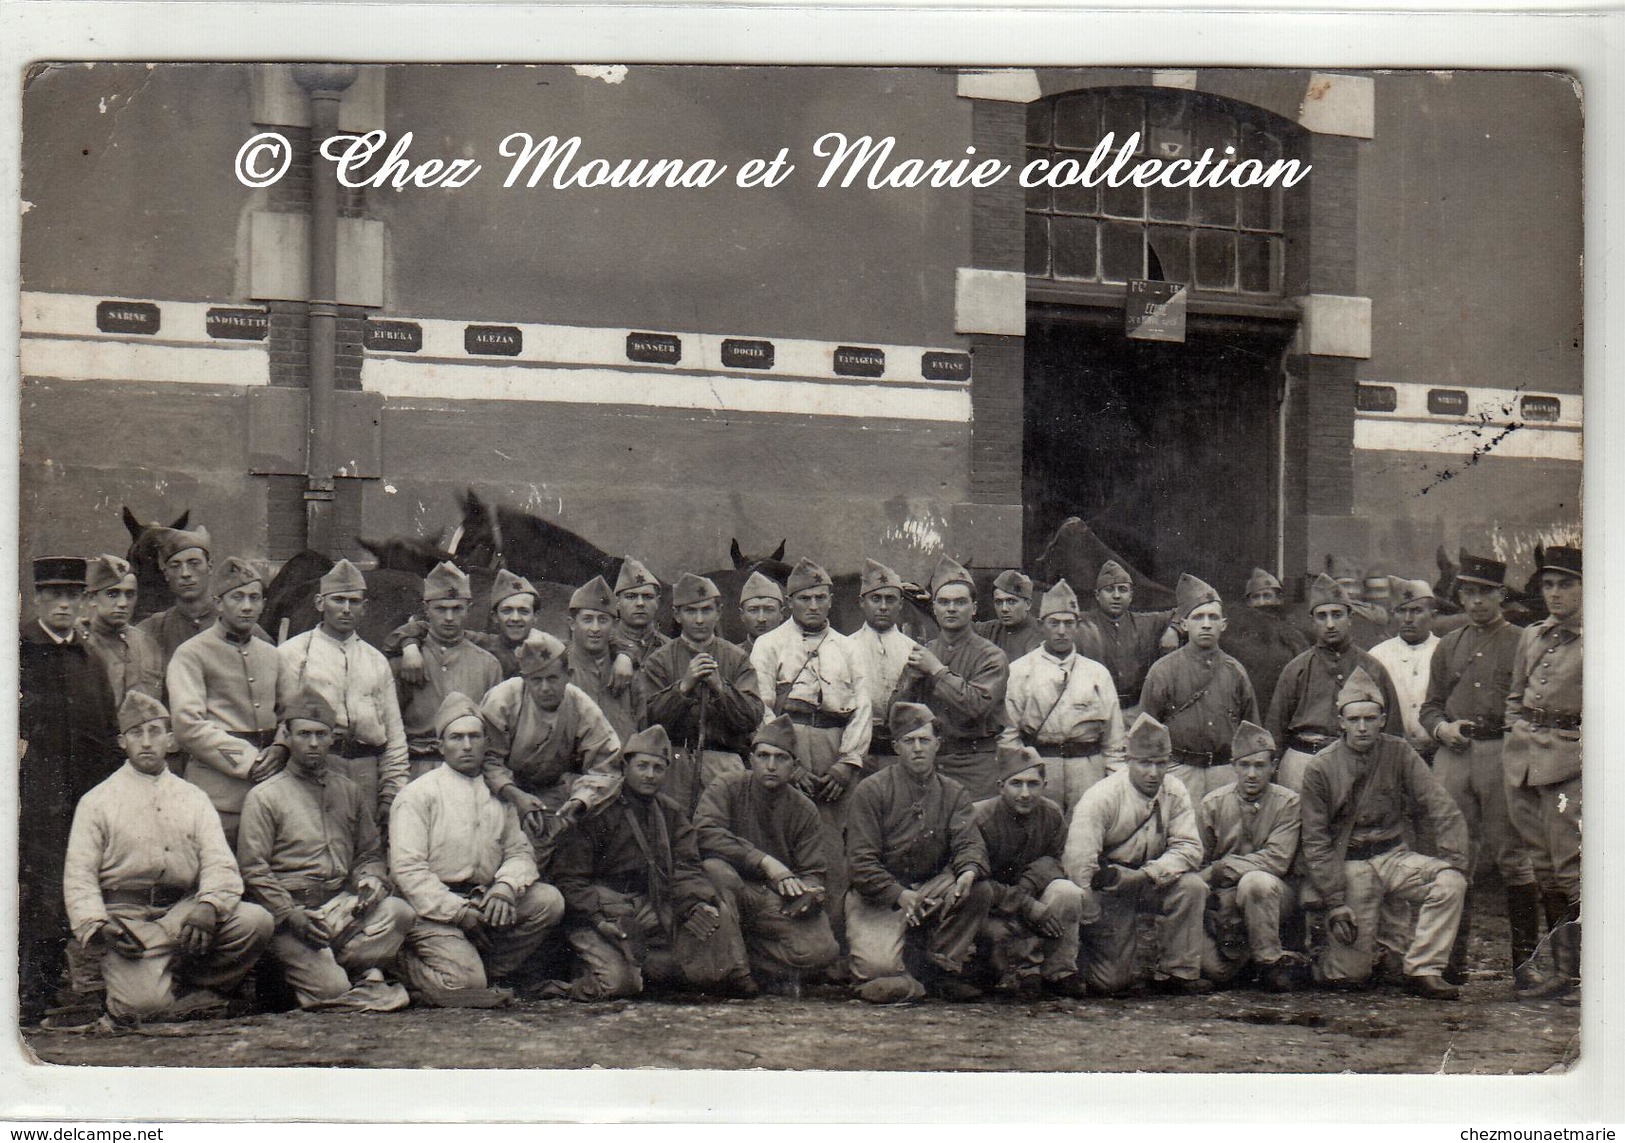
xmin=1538 ymin=546 xmax=1582 ymax=580
xmin=1455 ymin=550 xmax=1506 ymax=589
xmin=33 ymin=556 xmax=87 ymax=590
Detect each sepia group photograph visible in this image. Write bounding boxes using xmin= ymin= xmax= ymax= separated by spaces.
xmin=2 ymin=0 xmax=1616 ymax=1127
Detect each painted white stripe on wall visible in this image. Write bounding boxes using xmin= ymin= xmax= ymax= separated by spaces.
xmin=1354 ymin=418 xmax=1581 ymax=462
xmin=21 ymin=291 xmax=266 ymax=346
xmin=365 ymin=357 xmax=971 ymax=423
xmin=20 ymin=336 xmax=269 ymax=387
xmin=1359 ymin=380 xmax=1582 ymax=427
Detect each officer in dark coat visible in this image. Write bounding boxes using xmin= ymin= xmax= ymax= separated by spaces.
xmin=19 ymin=556 xmax=119 ymax=1023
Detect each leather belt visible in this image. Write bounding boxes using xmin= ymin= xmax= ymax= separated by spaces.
xmin=1523 ymin=709 xmax=1581 ymax=732
xmin=1286 ymin=732 xmax=1334 ymax=755
xmin=786 ymin=709 xmax=852 ymax=731
xmin=232 ymin=729 xmax=278 ymax=750
xmin=441 ymin=881 xmax=482 ymax=896
xmin=943 ymin=734 xmax=999 ymax=755
xmin=1461 ymin=723 xmax=1506 ymax=741
xmin=1020 ymin=732 xmax=1101 ymax=758
xmin=330 ymin=734 xmax=383 ymax=760
xmin=288 ymin=883 xmax=346 ymax=909
xmin=104 ymin=885 xmax=188 ymax=908
xmin=1172 ymin=747 xmax=1232 ymax=768
xmin=1345 ymin=837 xmax=1400 ymax=862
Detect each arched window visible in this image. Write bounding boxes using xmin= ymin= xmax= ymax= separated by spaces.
xmin=1025 ymin=87 xmax=1293 ymax=296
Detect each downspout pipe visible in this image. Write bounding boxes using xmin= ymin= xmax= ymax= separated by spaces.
xmin=291 ymin=64 xmax=358 ymax=557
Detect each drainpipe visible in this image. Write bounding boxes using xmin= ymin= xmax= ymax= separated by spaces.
xmin=291 ymin=64 xmax=358 ymax=557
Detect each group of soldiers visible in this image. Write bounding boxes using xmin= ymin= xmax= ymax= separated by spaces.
xmin=17 ymin=521 xmax=1584 ymax=1027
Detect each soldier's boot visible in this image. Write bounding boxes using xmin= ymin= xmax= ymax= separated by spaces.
xmin=1557 ymin=897 xmax=1581 ymax=1008
xmin=1505 ymin=883 xmax=1548 ymax=992
xmin=1443 ymin=893 xmax=1473 ymax=985
xmin=1518 ymin=891 xmax=1578 ymax=1002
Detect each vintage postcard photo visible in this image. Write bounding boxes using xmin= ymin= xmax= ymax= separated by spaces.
xmin=8 ymin=55 xmax=1590 ymax=1099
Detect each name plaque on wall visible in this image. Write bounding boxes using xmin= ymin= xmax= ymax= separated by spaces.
xmin=627 ymin=332 xmax=682 ymax=365
xmin=465 ymin=325 xmax=523 ymax=356
xmin=205 ymin=307 xmax=269 ymax=341
xmin=921 ymin=352 xmax=972 ymax=382
xmin=1427 ymin=388 xmax=1469 ymax=416
xmin=96 ymin=300 xmax=160 ymax=335
xmin=833 ymin=346 xmax=885 ymax=378
xmin=365 ymin=320 xmax=424 ymax=353
xmin=721 ymin=339 xmax=774 ymax=370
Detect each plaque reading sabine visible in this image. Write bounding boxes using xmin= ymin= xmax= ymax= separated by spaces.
xmin=95 ymin=300 xmax=160 ymax=336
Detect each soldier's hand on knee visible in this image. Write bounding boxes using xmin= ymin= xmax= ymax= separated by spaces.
xmin=179 ymin=902 xmax=219 ymax=956
xmin=94 ymin=919 xmax=147 ymax=958
xmin=1025 ymin=899 xmax=1063 ymax=939
xmin=286 ymin=908 xmax=331 ymax=949
xmin=683 ymin=903 xmax=722 ymax=942
xmin=354 ymin=876 xmax=388 ymax=915
xmin=453 ymin=902 xmax=485 ymax=934
xmin=481 ymin=885 xmax=518 ymax=930
xmin=1327 ymin=905 xmax=1359 ymax=946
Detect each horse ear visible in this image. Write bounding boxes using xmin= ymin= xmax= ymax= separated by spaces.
xmin=771 ymin=539 xmax=786 ymax=562
xmin=122 ymin=507 xmax=142 ymax=539
xmin=1436 ymin=545 xmax=1454 ymax=574
xmin=171 ymin=510 xmax=190 ymax=530
xmin=729 ymin=538 xmax=744 ymax=567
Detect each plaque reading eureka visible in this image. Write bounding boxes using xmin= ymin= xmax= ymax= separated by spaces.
xmin=627 ymin=332 xmax=682 ymax=365
xmin=921 ymin=351 xmax=972 ymax=382
xmin=721 ymin=339 xmax=774 ymax=370
xmin=96 ymin=300 xmax=160 ymax=335
xmin=465 ymin=324 xmax=523 ymax=356
xmin=364 ymin=320 xmax=424 ymax=354
xmin=205 ymin=307 xmax=269 ymax=341
xmin=833 ymin=346 xmax=885 ymax=378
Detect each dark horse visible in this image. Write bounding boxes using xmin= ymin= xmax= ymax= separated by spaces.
xmin=259 ymin=537 xmax=461 ymax=648
xmin=121 ymin=506 xmax=190 ymax=621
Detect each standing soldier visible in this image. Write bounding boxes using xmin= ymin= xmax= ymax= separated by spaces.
xmin=565 ymin=575 xmax=641 ymax=744
xmin=1140 ymin=574 xmax=1261 ymax=802
xmin=750 ymin=558 xmax=873 ymax=930
xmin=694 ymin=715 xmax=841 ymax=992
xmin=737 ymin=570 xmax=786 ymax=656
xmin=1063 ymin=713 xmax=1211 ymax=997
xmin=275 ymin=559 xmax=410 ymax=823
xmin=1369 ymin=578 xmax=1441 ymax=758
xmin=167 ymin=557 xmax=284 ymax=848
xmin=138 ymin=526 xmax=231 ymax=667
xmin=1234 ymin=567 xmax=1310 ymax=715
xmin=1420 ymin=551 xmax=1541 ymax=990
xmin=607 ymin=557 xmax=667 ymax=695
xmin=641 ymin=573 xmax=764 ymax=814
xmin=843 ymin=703 xmax=994 ymax=1004
xmin=1502 ymin=546 xmax=1583 ymax=1004
xmin=19 ymin=556 xmax=118 ymax=1026
xmin=1075 ymin=560 xmax=1176 ymax=721
xmin=894 ymin=555 xmax=1008 ymax=801
xmin=848 ymin=559 xmax=916 ymax=765
xmin=1001 ymin=578 xmax=1124 ymax=814
xmin=974 ymin=570 xmax=1045 ymax=661
xmin=1267 ymin=574 xmax=1403 ymax=793
xmin=80 ymin=554 xmax=165 ymax=706
xmin=1196 ymin=722 xmax=1301 ymax=992
xmin=391 ymin=562 xmax=503 ymax=780
xmin=971 ymin=744 xmax=1089 ymax=998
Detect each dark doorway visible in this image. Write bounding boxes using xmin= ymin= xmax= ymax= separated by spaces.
xmin=1023 ymin=305 xmax=1293 ymax=592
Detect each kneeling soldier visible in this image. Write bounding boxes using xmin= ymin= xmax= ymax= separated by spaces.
xmin=237 ymin=689 xmax=415 ymax=1010
xmin=1197 ymin=721 xmax=1301 ymax=991
xmin=695 ymin=714 xmax=840 ymax=991
xmin=844 ymin=703 xmax=994 ymax=1004
xmin=1063 ymin=712 xmax=1211 ymax=996
xmin=1301 ymin=668 xmax=1470 ymax=1000
xmin=553 ymin=725 xmax=753 ymax=999
xmin=390 ymin=693 xmax=565 ymax=1006
xmin=63 ymin=692 xmax=273 ymax=1023
xmin=972 ymin=744 xmax=1088 ymax=998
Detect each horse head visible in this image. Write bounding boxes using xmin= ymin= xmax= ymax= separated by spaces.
xmin=728 ymin=537 xmax=791 ymax=583
xmin=359 ymin=535 xmax=458 ymax=577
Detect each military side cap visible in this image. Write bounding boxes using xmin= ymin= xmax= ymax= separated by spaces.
xmin=1095 ymin=560 xmax=1132 ymax=589
xmin=423 ymin=561 xmax=472 ymax=602
xmin=1125 ymin=711 xmax=1172 ymax=761
xmin=1245 ymin=567 xmax=1282 ymax=598
xmin=996 ymin=742 xmax=1043 ymax=783
xmin=992 ymin=569 xmax=1034 ymax=600
xmin=33 ymin=556 xmax=87 ymax=590
xmin=1174 ymin=573 xmax=1221 ymax=619
xmin=569 ymin=575 xmax=615 ymax=614
xmin=860 ymin=559 xmax=903 ymax=597
xmin=159 ymin=526 xmax=212 ymax=564
xmin=1456 ymin=550 xmax=1506 ymax=588
xmin=433 ymin=691 xmax=485 ymax=739
xmin=516 ymin=630 xmax=569 ymax=677
xmin=117 ymin=690 xmax=169 ymax=733
xmin=673 ymin=572 xmax=722 ymax=609
xmin=318 ymin=558 xmax=367 ymax=596
xmin=211 ymin=556 xmax=262 ymax=598
xmin=86 ymin=554 xmax=134 ymax=593
xmin=1231 ymin=720 xmax=1275 ymax=762
xmin=1388 ymin=577 xmax=1435 ymax=607
xmin=1038 ymin=578 xmax=1081 ymax=620
xmin=1306 ymin=573 xmax=1351 ymax=612
xmin=889 ymin=701 xmax=938 ymax=740
xmin=929 ymin=555 xmax=974 ymax=597
xmin=491 ymin=568 xmax=540 ymax=609
xmin=623 ymin=724 xmax=673 ymax=763
xmin=615 ymin=557 xmax=660 ymax=595
xmin=740 ymin=569 xmax=785 ymax=605
xmin=1336 ymin=666 xmax=1386 ymax=712
xmin=282 ymin=687 xmax=338 ymax=730
xmin=786 ymin=558 xmax=833 ymax=598
xmin=1325 ymin=554 xmax=1364 ymax=583
xmin=1539 ymin=546 xmax=1582 ymax=579
xmin=751 ymin=713 xmax=798 ymax=756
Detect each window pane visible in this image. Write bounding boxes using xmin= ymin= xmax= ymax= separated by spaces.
xmin=1148 ymin=226 xmax=1192 ymax=285
xmin=1238 ymin=233 xmax=1273 ymax=292
xmin=1193 ymin=104 xmax=1235 ymax=158
xmin=1194 ymin=229 xmax=1236 ymax=289
xmin=1240 ymin=123 xmax=1280 ymax=164
xmin=1054 ymin=93 xmax=1099 ymax=150
xmin=1239 ymin=186 xmax=1276 ymax=230
xmin=1101 ymin=222 xmax=1144 ymax=282
xmin=1053 ymin=174 xmax=1097 ymax=216
xmin=1026 ymin=214 xmax=1051 ymax=277
xmin=1027 ymin=100 xmax=1053 ymax=146
xmin=1102 ymin=172 xmax=1143 ymax=219
xmin=1147 ymin=183 xmax=1189 ymax=222
xmin=1051 ymin=216 xmax=1098 ymax=280
xmin=1101 ymin=94 xmax=1144 ymax=151
xmin=1194 ymin=184 xmax=1236 ymax=227
xmin=1026 ymin=148 xmax=1051 ymax=212
xmin=1148 ymin=90 xmax=1189 ymax=129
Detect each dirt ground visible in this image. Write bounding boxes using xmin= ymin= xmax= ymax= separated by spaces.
xmin=20 ymin=886 xmax=1579 ymax=1074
